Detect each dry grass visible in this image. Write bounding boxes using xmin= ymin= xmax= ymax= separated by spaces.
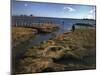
xmin=12 ymin=27 xmax=37 ymax=47
xmin=14 ymin=28 xmax=96 ymax=74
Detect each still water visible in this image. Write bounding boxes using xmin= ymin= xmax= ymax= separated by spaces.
xmin=14 ymin=17 xmax=96 ymax=61
xmin=22 ymin=18 xmax=95 ymax=45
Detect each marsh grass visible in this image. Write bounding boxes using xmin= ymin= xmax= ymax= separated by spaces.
xmin=13 ymin=28 xmax=96 ymax=74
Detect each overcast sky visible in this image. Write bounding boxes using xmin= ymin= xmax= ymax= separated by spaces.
xmin=12 ymin=1 xmax=96 ymax=19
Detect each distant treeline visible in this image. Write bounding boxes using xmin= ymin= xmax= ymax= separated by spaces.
xmin=12 ymin=15 xmax=96 ymax=21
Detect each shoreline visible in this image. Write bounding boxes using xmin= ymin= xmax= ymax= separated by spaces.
xmin=12 ymin=27 xmax=96 ymax=74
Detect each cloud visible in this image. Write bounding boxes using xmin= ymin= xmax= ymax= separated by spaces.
xmin=63 ymin=6 xmax=75 ymax=12
xmin=85 ymin=14 xmax=95 ymax=19
xmin=84 ymin=8 xmax=96 ymax=19
xmin=85 ymin=8 xmax=96 ymax=19
xmin=24 ymin=3 xmax=28 ymax=7
xmin=90 ymin=9 xmax=95 ymax=14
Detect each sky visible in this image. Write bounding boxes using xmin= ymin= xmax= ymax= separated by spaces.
xmin=12 ymin=1 xmax=96 ymax=19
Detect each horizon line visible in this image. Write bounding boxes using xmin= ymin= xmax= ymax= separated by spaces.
xmin=12 ymin=15 xmax=96 ymax=20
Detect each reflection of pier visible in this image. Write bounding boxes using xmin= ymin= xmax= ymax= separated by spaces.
xmin=13 ymin=20 xmax=59 ymax=33
xmin=12 ymin=16 xmax=64 ymax=27
xmin=12 ymin=16 xmax=61 ymax=32
xmin=12 ymin=16 xmax=57 ymax=26
xmin=13 ymin=22 xmax=60 ymax=31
